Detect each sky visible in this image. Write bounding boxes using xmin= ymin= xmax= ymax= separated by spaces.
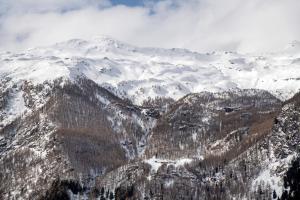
xmin=0 ymin=0 xmax=299 ymax=53
xmin=111 ymin=0 xmax=147 ymax=6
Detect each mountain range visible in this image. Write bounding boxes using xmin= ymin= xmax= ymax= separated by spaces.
xmin=0 ymin=37 xmax=300 ymax=200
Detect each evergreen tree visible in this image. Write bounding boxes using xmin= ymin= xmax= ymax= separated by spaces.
xmin=106 ymin=190 xmax=109 ymax=198
xmin=109 ymin=191 xmax=114 ymax=200
xmin=281 ymin=157 xmax=300 ymax=200
xmin=100 ymin=187 xmax=106 ymax=200
xmin=273 ymin=190 xmax=277 ymax=199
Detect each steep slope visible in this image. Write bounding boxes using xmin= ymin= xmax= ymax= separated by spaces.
xmin=145 ymin=89 xmax=281 ymax=159
xmin=92 ymin=91 xmax=300 ymax=200
xmin=0 ymin=76 xmax=298 ymax=200
xmin=0 ymin=77 xmax=156 ymax=199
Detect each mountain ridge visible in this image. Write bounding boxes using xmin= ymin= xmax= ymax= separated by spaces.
xmin=1 ymin=36 xmax=300 ymax=106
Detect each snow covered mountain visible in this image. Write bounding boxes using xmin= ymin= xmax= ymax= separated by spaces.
xmin=1 ymin=37 xmax=300 ymax=200
xmin=1 ymin=36 xmax=300 ymax=106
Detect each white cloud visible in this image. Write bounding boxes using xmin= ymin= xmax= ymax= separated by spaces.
xmin=0 ymin=0 xmax=299 ymax=53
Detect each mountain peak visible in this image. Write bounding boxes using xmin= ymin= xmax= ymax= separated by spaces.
xmin=50 ymin=36 xmax=136 ymax=56
xmin=91 ymin=35 xmax=124 ymax=45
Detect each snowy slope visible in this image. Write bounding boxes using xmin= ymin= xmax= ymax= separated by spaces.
xmin=1 ymin=36 xmax=300 ymax=105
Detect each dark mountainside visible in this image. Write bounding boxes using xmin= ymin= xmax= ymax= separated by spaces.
xmin=0 ymin=76 xmax=300 ymax=200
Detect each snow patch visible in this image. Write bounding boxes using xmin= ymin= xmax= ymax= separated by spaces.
xmin=0 ymin=89 xmax=27 ymax=127
xmin=144 ymin=157 xmax=193 ymax=172
xmin=252 ymin=169 xmax=282 ymax=197
xmin=96 ymin=94 xmax=110 ymax=106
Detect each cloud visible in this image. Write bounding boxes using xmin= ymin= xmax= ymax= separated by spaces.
xmin=0 ymin=0 xmax=299 ymax=53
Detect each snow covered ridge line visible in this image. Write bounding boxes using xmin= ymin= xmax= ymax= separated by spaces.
xmin=1 ymin=36 xmax=300 ymax=104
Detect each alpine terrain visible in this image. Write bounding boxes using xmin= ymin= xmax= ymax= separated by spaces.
xmin=1 ymin=36 xmax=300 ymax=200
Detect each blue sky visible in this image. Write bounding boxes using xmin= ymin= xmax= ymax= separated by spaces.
xmin=111 ymin=0 xmax=162 ymax=7
xmin=0 ymin=0 xmax=299 ymax=53
xmin=111 ymin=0 xmax=145 ymax=6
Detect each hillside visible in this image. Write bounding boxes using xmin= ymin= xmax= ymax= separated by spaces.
xmin=0 ymin=38 xmax=300 ymax=200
